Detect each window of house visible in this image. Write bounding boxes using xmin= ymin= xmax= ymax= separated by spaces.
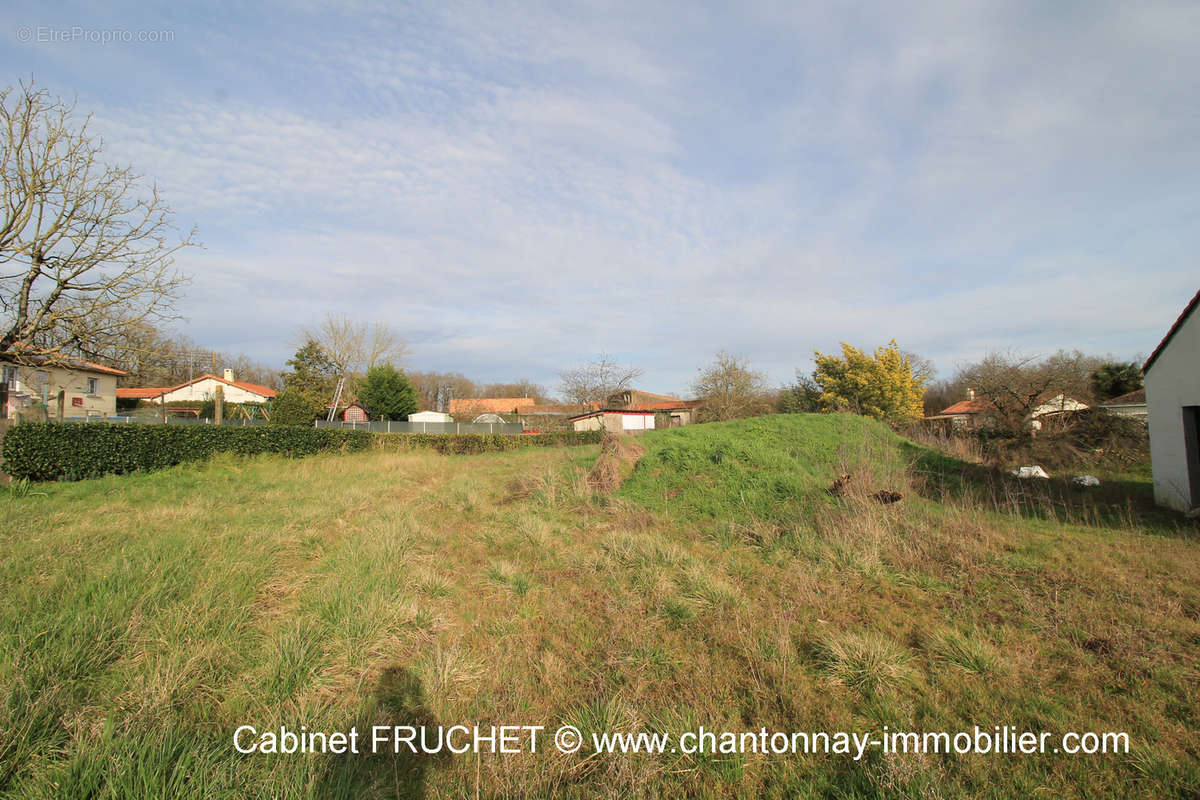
xmin=1 ymin=365 xmax=15 ymax=388
xmin=86 ymin=377 xmax=99 ymax=395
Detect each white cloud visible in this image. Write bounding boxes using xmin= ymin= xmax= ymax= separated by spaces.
xmin=10 ymin=0 xmax=1193 ymax=393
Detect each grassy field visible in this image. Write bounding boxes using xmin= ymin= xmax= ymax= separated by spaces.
xmin=1 ymin=414 xmax=1197 ymax=798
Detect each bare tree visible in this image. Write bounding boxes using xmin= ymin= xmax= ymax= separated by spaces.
xmin=0 ymin=81 xmax=194 ymax=365
xmin=303 ymin=313 xmax=408 ymax=379
xmin=479 ymin=380 xmax=548 ymax=402
xmin=407 ymin=370 xmax=478 ymax=412
xmin=691 ymin=351 xmax=772 ymax=422
xmin=957 ymin=350 xmax=1105 ymax=430
xmin=557 ymin=353 xmax=643 ymax=405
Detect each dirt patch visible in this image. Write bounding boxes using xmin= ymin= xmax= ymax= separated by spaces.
xmin=586 ymin=435 xmax=644 ymax=493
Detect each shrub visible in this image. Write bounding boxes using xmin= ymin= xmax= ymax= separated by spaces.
xmin=271 ymin=388 xmax=325 ymax=426
xmin=1 ymin=422 xmax=371 ymax=481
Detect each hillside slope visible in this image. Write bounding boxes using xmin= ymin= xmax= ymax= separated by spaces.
xmin=620 ymin=413 xmax=917 ymax=523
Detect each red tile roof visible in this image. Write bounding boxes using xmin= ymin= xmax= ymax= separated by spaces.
xmin=1143 ymin=288 xmax=1200 ymax=374
xmin=117 ymin=374 xmax=276 ymax=401
xmin=1100 ymin=389 xmax=1146 ymax=406
xmin=939 ymin=398 xmax=995 ymax=415
xmin=117 ymin=387 xmax=168 ymax=399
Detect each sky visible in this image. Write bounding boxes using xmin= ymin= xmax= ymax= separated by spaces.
xmin=4 ymin=0 xmax=1198 ymax=397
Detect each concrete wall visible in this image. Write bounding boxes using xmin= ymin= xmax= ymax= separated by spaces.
xmin=1146 ymin=305 xmax=1200 ymax=511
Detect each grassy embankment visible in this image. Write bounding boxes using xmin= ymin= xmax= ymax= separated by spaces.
xmin=1 ymin=414 xmax=1197 ymax=798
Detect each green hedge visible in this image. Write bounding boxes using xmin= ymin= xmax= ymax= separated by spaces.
xmin=1 ymin=423 xmax=371 ymax=481
xmin=371 ymin=429 xmax=604 ymax=454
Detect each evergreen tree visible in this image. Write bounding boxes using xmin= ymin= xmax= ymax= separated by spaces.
xmin=1090 ymin=362 xmax=1143 ymax=400
xmin=358 ymin=364 xmax=418 ymax=421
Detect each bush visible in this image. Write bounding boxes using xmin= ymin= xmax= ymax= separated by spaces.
xmin=371 ymin=430 xmax=603 ymax=455
xmin=1 ymin=422 xmax=371 ymax=481
xmin=271 ymin=389 xmax=324 ymax=426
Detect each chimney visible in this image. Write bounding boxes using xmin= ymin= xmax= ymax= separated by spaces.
xmin=966 ymin=387 xmax=975 ymax=400
xmin=223 ymin=368 xmax=235 ymax=382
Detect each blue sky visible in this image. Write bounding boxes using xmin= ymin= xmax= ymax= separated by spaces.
xmin=4 ymin=0 xmax=1197 ymax=397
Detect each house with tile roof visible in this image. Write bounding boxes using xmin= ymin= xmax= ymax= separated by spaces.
xmin=932 ymin=389 xmax=1088 ymax=432
xmin=1143 ymin=288 xmax=1200 ymax=512
xmin=1100 ymin=388 xmax=1147 ymax=421
xmin=566 ymin=389 xmax=702 ymax=432
xmin=2 ymin=354 xmax=128 ymax=419
xmin=116 ymin=369 xmax=277 ymax=406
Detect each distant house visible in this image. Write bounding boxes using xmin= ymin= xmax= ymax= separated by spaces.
xmin=117 ymin=369 xmax=276 ymax=406
xmin=933 ymin=390 xmax=995 ymax=431
xmin=606 ymin=389 xmax=701 ymax=427
xmin=409 ymin=410 xmax=452 ymax=423
xmin=1 ymin=354 xmax=127 ymax=419
xmin=568 ymin=409 xmax=656 ymax=433
xmin=1100 ymin=389 xmax=1148 ymax=421
xmin=1144 ymin=288 xmax=1200 ymax=512
xmin=934 ymin=388 xmax=1088 ymax=432
xmin=1026 ymin=393 xmax=1090 ymax=431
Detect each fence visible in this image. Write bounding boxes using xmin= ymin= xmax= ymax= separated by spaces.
xmin=315 ymin=419 xmax=525 ymax=435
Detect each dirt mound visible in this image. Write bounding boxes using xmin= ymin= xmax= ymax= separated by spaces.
xmin=586 ymin=435 xmax=645 ymax=493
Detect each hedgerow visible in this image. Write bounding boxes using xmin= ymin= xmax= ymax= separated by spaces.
xmin=1 ymin=423 xmax=371 ymax=481
xmin=370 ymin=429 xmax=603 ymax=454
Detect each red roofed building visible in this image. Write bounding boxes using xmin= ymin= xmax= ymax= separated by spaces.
xmin=116 ymin=369 xmax=277 ymax=405
xmin=933 ymin=390 xmax=997 ymax=431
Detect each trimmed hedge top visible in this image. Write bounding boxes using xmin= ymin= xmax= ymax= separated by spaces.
xmin=0 ymin=423 xmax=371 ymax=481
xmin=0 ymin=423 xmax=604 ymax=482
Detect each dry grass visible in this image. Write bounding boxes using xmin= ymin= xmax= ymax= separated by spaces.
xmin=1 ymin=417 xmax=1198 ymax=798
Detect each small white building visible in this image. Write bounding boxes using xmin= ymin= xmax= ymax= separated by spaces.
xmin=568 ymin=409 xmax=655 ymax=434
xmin=1144 ymin=289 xmax=1200 ymax=512
xmin=408 ymin=410 xmax=453 ymax=423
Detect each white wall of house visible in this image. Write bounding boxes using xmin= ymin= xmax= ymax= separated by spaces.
xmin=1146 ymin=304 xmax=1200 ymax=512
xmin=409 ymin=410 xmax=452 ymax=422
xmin=620 ymin=413 xmax=654 ymax=430
xmin=570 ymin=412 xmax=655 ymax=433
xmin=156 ymin=377 xmax=271 ymax=405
